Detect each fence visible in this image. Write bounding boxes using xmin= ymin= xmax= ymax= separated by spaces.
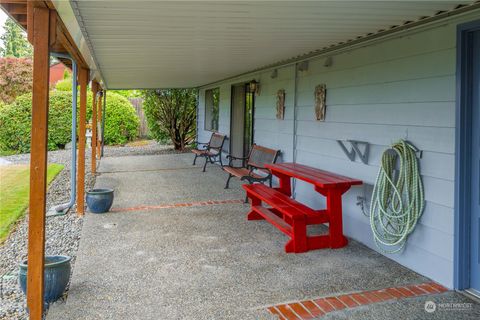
xmin=129 ymin=98 xmax=149 ymax=138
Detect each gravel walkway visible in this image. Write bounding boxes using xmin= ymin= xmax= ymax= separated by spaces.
xmin=0 ymin=141 xmax=186 ymax=319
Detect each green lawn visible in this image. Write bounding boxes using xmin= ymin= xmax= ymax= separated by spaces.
xmin=0 ymin=163 xmax=64 ymax=242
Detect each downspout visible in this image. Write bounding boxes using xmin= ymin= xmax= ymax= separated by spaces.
xmin=196 ymin=89 xmax=200 ymax=145
xmin=48 ymin=53 xmax=78 ymax=215
xmin=292 ymin=63 xmax=299 ymax=198
xmin=101 ymin=90 xmax=106 ymax=157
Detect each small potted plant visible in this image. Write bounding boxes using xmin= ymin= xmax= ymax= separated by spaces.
xmin=86 ymin=188 xmax=114 ymax=213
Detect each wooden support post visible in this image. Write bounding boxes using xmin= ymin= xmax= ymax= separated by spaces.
xmin=91 ymin=81 xmax=98 ymax=173
xmin=76 ymin=68 xmax=88 ymax=215
xmin=101 ymin=90 xmax=106 ymax=157
xmin=27 ymin=7 xmax=51 ymax=319
xmin=96 ymin=91 xmax=103 ymax=158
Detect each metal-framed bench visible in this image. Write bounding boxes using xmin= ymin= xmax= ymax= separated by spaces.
xmin=192 ymin=132 xmax=227 ymax=172
xmin=223 ymin=144 xmax=280 ymax=190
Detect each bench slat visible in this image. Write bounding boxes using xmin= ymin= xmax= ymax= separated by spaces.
xmin=244 ymin=184 xmax=328 ymax=225
xmin=266 ymin=163 xmax=362 ymax=188
xmin=252 ymin=206 xmax=292 ymax=236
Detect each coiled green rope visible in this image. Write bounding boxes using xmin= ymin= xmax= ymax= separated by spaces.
xmin=369 ymin=140 xmax=425 ymax=253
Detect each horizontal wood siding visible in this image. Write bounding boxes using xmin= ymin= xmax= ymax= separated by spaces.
xmin=195 ymin=12 xmax=480 ymax=288
xmin=292 ymin=19 xmax=459 ymax=287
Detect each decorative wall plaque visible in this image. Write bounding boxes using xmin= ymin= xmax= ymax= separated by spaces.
xmin=276 ymin=89 xmax=286 ymax=120
xmin=314 ymin=84 xmax=327 ymax=121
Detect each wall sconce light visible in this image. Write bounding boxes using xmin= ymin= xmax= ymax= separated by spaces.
xmin=270 ymin=69 xmax=278 ymax=79
xmin=297 ymin=61 xmax=309 ymax=72
xmin=248 ymin=79 xmax=260 ymax=95
xmin=324 ymin=56 xmax=333 ymax=67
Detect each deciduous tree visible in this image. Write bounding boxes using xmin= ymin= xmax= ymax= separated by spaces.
xmin=0 ymin=57 xmax=33 ymax=104
xmin=142 ymin=89 xmax=197 ymax=150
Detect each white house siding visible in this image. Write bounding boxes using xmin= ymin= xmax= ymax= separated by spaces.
xmin=196 ymin=12 xmax=480 ymax=288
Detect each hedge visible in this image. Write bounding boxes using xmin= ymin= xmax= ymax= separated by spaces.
xmin=0 ymin=91 xmax=71 ymax=152
xmin=91 ymin=93 xmax=139 ymax=145
xmin=0 ymin=91 xmax=139 ymax=153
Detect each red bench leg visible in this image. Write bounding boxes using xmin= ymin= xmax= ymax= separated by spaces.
xmin=246 ymin=193 xmax=264 ymax=220
xmin=325 ymin=188 xmax=348 ymax=248
xmin=275 ymin=172 xmax=292 ymax=196
xmin=285 ymin=218 xmax=307 ymax=253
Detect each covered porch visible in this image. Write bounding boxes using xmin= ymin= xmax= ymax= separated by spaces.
xmin=46 ymin=152 xmax=472 ymax=319
xmin=1 ymin=0 xmax=480 ymax=319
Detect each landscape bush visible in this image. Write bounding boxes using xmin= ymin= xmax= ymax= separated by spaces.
xmin=0 ymin=57 xmax=32 ymax=104
xmin=0 ymin=91 xmax=139 ymax=153
xmin=55 ymin=78 xmax=73 ymax=91
xmin=0 ymin=91 xmax=72 ymax=152
xmin=92 ymin=93 xmax=139 ymax=145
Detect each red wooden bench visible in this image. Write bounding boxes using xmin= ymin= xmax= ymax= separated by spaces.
xmin=243 ymin=163 xmax=362 ymax=253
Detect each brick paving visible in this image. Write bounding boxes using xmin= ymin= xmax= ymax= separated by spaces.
xmin=267 ymin=282 xmax=448 ymax=319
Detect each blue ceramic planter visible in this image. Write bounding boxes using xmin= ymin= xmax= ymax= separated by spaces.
xmin=18 ymin=255 xmax=71 ymax=304
xmin=86 ymin=188 xmax=114 ymax=213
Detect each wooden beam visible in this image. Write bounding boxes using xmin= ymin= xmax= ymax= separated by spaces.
xmin=91 ymin=81 xmax=98 ymax=173
xmin=53 ymin=15 xmax=88 ymax=68
xmin=27 ymin=1 xmax=33 ymax=43
xmin=48 ymin=10 xmax=56 ymax=46
xmin=0 ymin=1 xmax=28 ymax=4
xmin=27 ymin=7 xmax=51 ymax=320
xmin=3 ymin=3 xmax=27 ymax=14
xmin=76 ymin=67 xmax=89 ymax=215
xmin=96 ymin=91 xmax=103 ymax=158
xmin=13 ymin=13 xmax=26 ymax=25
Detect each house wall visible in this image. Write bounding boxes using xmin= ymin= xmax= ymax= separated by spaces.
xmin=196 ymin=12 xmax=480 ymax=288
xmin=49 ymin=63 xmax=68 ymax=85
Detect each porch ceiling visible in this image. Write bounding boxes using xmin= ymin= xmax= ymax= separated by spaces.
xmin=59 ymin=1 xmax=471 ymax=89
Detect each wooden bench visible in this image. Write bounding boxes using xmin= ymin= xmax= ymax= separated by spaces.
xmin=223 ymin=144 xmax=280 ymax=189
xmin=243 ymin=163 xmax=362 ymax=253
xmin=192 ymin=133 xmax=226 ymax=172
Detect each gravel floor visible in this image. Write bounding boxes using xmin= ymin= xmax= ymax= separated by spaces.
xmin=0 ymin=140 xmax=186 ymax=319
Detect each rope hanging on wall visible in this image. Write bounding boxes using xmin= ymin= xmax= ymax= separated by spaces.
xmin=369 ymin=140 xmax=425 ymax=254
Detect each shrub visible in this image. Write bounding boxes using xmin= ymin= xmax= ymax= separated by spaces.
xmin=91 ymin=93 xmax=139 ymax=145
xmin=55 ymin=78 xmax=73 ymax=91
xmin=0 ymin=91 xmax=139 ymax=153
xmin=0 ymin=57 xmax=33 ymax=104
xmin=142 ymin=89 xmax=197 ymax=150
xmin=0 ymin=91 xmax=72 ymax=153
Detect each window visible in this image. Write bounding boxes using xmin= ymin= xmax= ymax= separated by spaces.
xmin=205 ymin=88 xmax=219 ymax=131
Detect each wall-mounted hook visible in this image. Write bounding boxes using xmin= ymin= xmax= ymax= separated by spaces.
xmin=337 ymin=140 xmax=370 ymax=164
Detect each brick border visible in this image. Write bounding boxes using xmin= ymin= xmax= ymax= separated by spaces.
xmin=267 ymin=282 xmax=448 ymax=320
xmin=110 ymin=199 xmax=244 ymax=213
xmin=100 ymin=166 xmax=198 ymax=174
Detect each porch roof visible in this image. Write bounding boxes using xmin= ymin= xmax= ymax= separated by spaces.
xmin=1 ymin=1 xmax=477 ymax=89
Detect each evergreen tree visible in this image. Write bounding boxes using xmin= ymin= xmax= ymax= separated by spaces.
xmin=0 ymin=18 xmax=32 ymax=58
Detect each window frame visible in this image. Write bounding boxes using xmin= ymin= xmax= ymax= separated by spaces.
xmin=204 ymin=88 xmax=220 ymax=132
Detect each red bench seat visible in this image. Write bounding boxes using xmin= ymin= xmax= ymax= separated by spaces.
xmin=243 ymin=184 xmax=330 ymax=253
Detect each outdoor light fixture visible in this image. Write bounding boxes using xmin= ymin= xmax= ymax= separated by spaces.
xmin=249 ymin=79 xmax=260 ymax=95
xmin=298 ymin=61 xmax=309 ymax=72
xmin=270 ymin=69 xmax=278 ymax=79
xmin=324 ymin=56 xmax=333 ymax=67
